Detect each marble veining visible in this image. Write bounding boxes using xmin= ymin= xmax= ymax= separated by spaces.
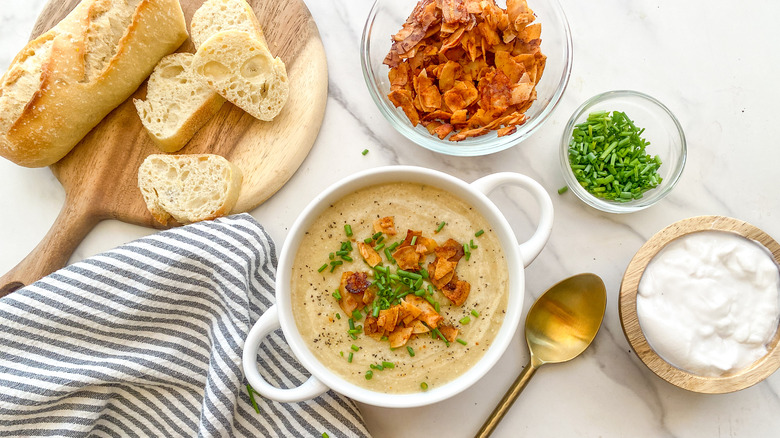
xmin=2 ymin=0 xmax=780 ymax=437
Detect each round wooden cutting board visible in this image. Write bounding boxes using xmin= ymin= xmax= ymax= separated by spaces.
xmin=0 ymin=0 xmax=328 ymax=293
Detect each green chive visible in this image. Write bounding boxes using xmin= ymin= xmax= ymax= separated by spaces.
xmin=434 ymin=301 xmax=440 ymax=313
xmin=246 ymin=384 xmax=260 ymax=413
xmin=336 ymin=313 xmax=341 ymax=320
xmin=567 ymin=110 xmax=662 ymax=202
xmin=384 ymin=248 xmax=396 ymax=264
xmin=387 ymin=242 xmax=401 ymax=252
xmin=352 ymin=309 xmax=363 ymax=320
xmin=351 ymin=344 xmax=359 ymax=352
xmin=456 ymin=338 xmax=467 ymax=345
xmin=332 ymin=290 xmax=342 ymax=301
xmin=470 ymin=239 xmax=477 ymax=249
xmin=365 ymin=370 xmax=373 ymax=380
xmin=348 ymin=352 xmax=353 ymax=363
xmin=318 ymin=264 xmax=328 ymax=273
xmin=558 ymin=186 xmax=569 ymax=194
xmin=471 ymin=309 xmax=480 ymax=317
xmin=362 ymin=149 xmax=369 ymax=156
xmin=420 ymin=382 xmax=428 ymax=391
xmin=407 ymin=346 xmax=415 ymax=357
xmin=323 ymin=433 xmax=330 ymax=438
xmin=341 ymin=255 xmax=353 ymax=262
xmin=344 ymin=224 xmax=353 ymax=237
xmin=435 ymin=221 xmax=446 ymax=233
xmin=349 ymin=318 xmax=355 ymax=330
xmin=475 ymin=229 xmax=485 ymax=237
xmin=382 ymin=361 xmax=395 ymax=369
xmin=372 ymin=306 xmax=380 ymax=317
xmin=372 ymin=232 xmax=383 ymax=240
xmin=459 ymin=316 xmax=471 ymax=325
xmin=373 ymin=243 xmax=385 ymax=251
xmin=370 ymin=363 xmax=383 ymax=371
xmin=364 ymin=237 xmax=374 ymax=243
xmin=410 ymin=236 xmax=418 ymax=245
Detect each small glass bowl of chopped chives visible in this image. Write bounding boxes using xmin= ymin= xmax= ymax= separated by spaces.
xmin=559 ymin=90 xmax=687 ymax=213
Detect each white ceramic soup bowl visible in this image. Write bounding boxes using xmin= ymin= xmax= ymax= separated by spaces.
xmin=243 ymin=166 xmax=554 ymax=407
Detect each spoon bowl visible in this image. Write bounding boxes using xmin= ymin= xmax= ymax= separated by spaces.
xmin=477 ymin=273 xmax=607 ymax=437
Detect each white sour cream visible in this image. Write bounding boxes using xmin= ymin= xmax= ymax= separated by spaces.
xmin=637 ymin=230 xmax=780 ymax=376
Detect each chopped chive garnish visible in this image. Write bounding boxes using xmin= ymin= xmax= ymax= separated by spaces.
xmin=475 ymin=229 xmax=484 ymax=237
xmin=456 ymin=338 xmax=467 ymax=345
xmin=362 ymin=149 xmax=369 ymax=156
xmin=336 ymin=313 xmax=341 ymax=320
xmin=318 ymin=264 xmax=328 ymax=273
xmin=382 ymin=361 xmax=395 ymax=369
xmin=420 ymin=382 xmax=428 ymax=391
xmin=432 ymin=328 xmax=450 ymax=346
xmin=434 ymin=301 xmax=440 ymax=313
xmin=332 ymin=290 xmax=342 ymax=300
xmin=387 ymin=242 xmax=400 ymax=252
xmin=407 ymin=346 xmax=415 ymax=357
xmin=435 ymin=221 xmax=446 ymax=233
xmin=246 ymin=384 xmax=260 ymax=413
xmin=410 ymin=236 xmax=418 ymax=245
xmin=348 ymin=352 xmax=353 ymax=363
xmin=348 ymin=318 xmax=355 ymax=330
xmin=567 ymin=110 xmax=662 ymax=202
xmin=384 ymin=248 xmax=396 ymax=264
xmin=470 ymin=239 xmax=477 ymax=249
xmin=372 ymin=306 xmax=380 ymax=317
xmin=351 ymin=344 xmax=359 ymax=352
xmin=372 ymin=232 xmax=383 ymax=240
xmin=323 ymin=433 xmax=330 ymax=438
xmin=329 ymin=253 xmax=335 ymax=260
xmin=558 ymin=186 xmax=569 ymax=195
xmin=340 ymin=351 xmax=344 ymax=356
xmin=348 ymin=328 xmax=362 ymax=334
xmin=365 ymin=370 xmax=373 ymax=380
xmin=459 ymin=316 xmax=471 ymax=325
xmin=370 ymin=363 xmax=383 ymax=371
xmin=344 ymin=224 xmax=353 ymax=237
xmin=352 ymin=309 xmax=363 ymax=320
xmin=420 ymin=268 xmax=429 ymax=279
xmin=364 ymin=237 xmax=374 ymax=243
xmin=341 ymin=255 xmax=353 ymax=262
xmin=471 ymin=309 xmax=480 ymax=317
xmin=373 ymin=243 xmax=385 ymax=251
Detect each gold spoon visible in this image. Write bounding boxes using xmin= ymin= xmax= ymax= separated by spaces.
xmin=476 ymin=273 xmax=607 ymax=437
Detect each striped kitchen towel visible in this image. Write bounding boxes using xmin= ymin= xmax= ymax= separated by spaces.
xmin=0 ymin=214 xmax=371 ymax=438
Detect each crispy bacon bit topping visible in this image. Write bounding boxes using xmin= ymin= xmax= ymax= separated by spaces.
xmin=373 ymin=217 xmax=398 ymax=235
xmin=385 ymin=0 xmax=546 ymax=141
xmin=358 ymin=242 xmax=382 ymax=267
xmin=441 ymin=278 xmax=471 ymax=306
xmin=437 ymin=324 xmax=460 ymax=343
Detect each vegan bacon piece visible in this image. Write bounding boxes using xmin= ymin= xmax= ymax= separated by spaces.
xmin=385 ymin=0 xmax=546 ymax=141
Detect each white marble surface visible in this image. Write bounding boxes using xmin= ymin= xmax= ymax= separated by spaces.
xmin=2 ymin=0 xmax=780 ymax=437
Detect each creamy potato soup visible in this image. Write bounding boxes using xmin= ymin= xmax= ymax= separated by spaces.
xmin=291 ymin=182 xmax=508 ymax=393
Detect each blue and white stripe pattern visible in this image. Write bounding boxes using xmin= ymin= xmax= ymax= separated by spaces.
xmin=0 ymin=214 xmax=370 ymax=438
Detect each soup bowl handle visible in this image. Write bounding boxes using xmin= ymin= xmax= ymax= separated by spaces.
xmin=470 ymin=173 xmax=554 ymax=267
xmin=243 ymin=304 xmax=330 ymax=402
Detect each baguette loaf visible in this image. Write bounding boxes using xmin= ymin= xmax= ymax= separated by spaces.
xmin=134 ymin=53 xmax=226 ymax=152
xmin=0 ymin=0 xmax=188 ymax=168
xmin=138 ymin=154 xmax=243 ymax=225
xmin=192 ymin=30 xmax=289 ymax=121
xmin=190 ymin=0 xmax=266 ymax=50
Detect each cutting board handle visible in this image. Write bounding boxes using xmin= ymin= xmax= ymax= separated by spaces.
xmin=0 ymin=200 xmax=99 ymax=297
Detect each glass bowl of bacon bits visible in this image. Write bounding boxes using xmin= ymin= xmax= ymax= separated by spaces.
xmin=361 ymin=0 xmax=572 ymax=156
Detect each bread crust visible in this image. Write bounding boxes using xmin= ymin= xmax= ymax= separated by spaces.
xmin=0 ymin=0 xmax=188 ymax=168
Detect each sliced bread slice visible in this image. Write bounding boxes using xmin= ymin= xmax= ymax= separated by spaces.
xmin=191 ymin=30 xmax=289 ymax=121
xmin=190 ymin=0 xmax=266 ymax=50
xmin=138 ymin=154 xmax=243 ymax=225
xmin=134 ymin=53 xmax=226 ymax=152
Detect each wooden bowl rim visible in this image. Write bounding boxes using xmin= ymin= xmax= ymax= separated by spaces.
xmin=619 ymin=215 xmax=780 ymax=393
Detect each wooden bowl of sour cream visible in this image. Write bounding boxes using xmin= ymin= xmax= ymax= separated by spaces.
xmin=619 ymin=215 xmax=780 ymax=393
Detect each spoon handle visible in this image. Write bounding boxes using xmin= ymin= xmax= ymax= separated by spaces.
xmin=475 ymin=360 xmax=538 ymax=438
